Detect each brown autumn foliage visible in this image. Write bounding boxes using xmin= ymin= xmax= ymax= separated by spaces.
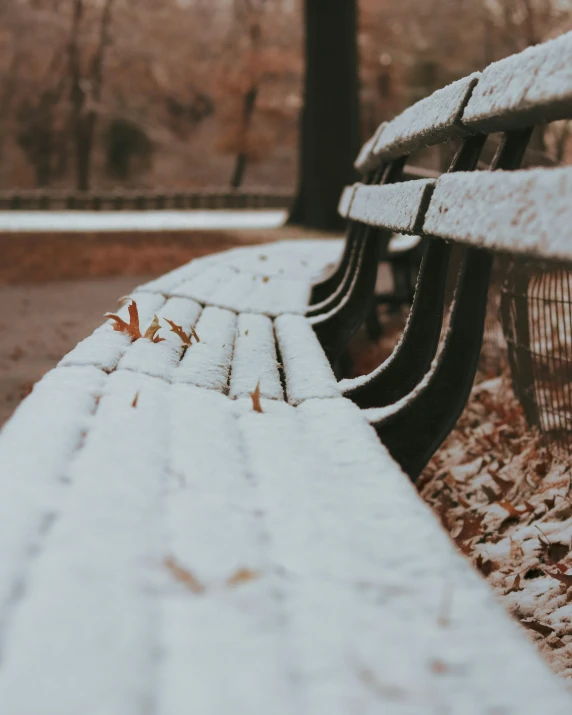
xmin=1 ymin=0 xmax=570 ymax=192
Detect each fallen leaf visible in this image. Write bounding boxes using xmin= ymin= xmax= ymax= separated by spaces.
xmin=505 ymin=573 xmax=523 ymax=594
xmin=250 ymin=381 xmax=263 ymax=413
xmin=105 ymin=300 xmax=142 ymax=340
xmin=546 ymin=570 xmax=572 ymax=588
xmin=165 ymin=556 xmax=204 ymax=594
xmin=491 ymin=473 xmax=513 ymax=497
xmin=455 ymin=513 xmax=485 ymax=544
xmin=164 ymin=319 xmax=197 ymax=346
xmin=143 ymin=315 xmax=165 ymax=343
xmin=131 ymin=392 xmax=139 ymax=408
xmin=521 ymin=618 xmax=555 ymax=637
xmin=475 ymin=554 xmax=497 ymax=576
xmin=226 ymin=568 xmax=260 ymax=587
xmin=482 ymin=484 xmax=499 ymax=503
xmin=262 ymin=276 xmax=270 ymax=283
xmin=498 ymin=501 xmax=528 ymax=518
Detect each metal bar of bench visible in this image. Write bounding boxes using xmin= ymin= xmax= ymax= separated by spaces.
xmin=308 ymin=162 xmax=397 ymax=310
xmin=371 ymin=127 xmax=533 ymax=480
xmin=343 ymin=133 xmax=487 ymax=408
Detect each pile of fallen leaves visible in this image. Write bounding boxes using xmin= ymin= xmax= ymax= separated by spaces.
xmin=421 ymin=374 xmax=572 ymax=682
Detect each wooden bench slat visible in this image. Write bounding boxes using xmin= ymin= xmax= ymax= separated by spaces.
xmin=170 ymin=265 xmax=240 ymax=305
xmin=0 ymin=366 xmax=105 ymax=626
xmin=229 ymin=313 xmax=283 ymax=401
xmin=344 ymin=179 xmax=436 ymax=235
xmin=1 ymin=378 xmax=571 ymax=712
xmin=174 ymin=306 xmax=237 ymax=392
xmin=462 ymin=31 xmax=572 ymax=132
xmin=370 ymin=74 xmax=479 ymax=163
xmin=117 ymin=297 xmax=202 ymax=380
xmin=423 ymin=166 xmax=572 ymax=261
xmin=274 ymin=314 xmax=340 ymax=405
xmin=0 ymin=370 xmax=170 ymax=715
xmin=134 ymin=255 xmax=220 ymax=296
xmin=58 ymin=293 xmax=166 ymax=372
xmin=353 ymin=121 xmax=387 ymax=174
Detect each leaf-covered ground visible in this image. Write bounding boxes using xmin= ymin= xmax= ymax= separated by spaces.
xmin=421 ymin=375 xmax=572 ymax=685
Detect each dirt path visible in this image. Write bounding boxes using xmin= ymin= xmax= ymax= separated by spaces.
xmin=0 ymin=276 xmax=152 ymax=427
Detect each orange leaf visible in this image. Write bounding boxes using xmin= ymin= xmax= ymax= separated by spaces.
xmin=164 ymin=318 xmax=197 ymax=346
xmin=249 ymin=381 xmax=263 ymax=413
xmin=105 ymin=300 xmax=142 ymax=341
xmin=131 ymin=392 xmax=139 ymax=408
xmin=455 ymin=513 xmax=485 ymax=544
xmin=143 ymin=315 xmax=164 ymax=343
xmin=165 ymin=556 xmax=205 ymax=594
xmin=226 ymin=568 xmax=260 ymax=587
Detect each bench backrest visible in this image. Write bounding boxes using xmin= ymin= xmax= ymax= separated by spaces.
xmin=343 ymin=30 xmax=572 ymax=263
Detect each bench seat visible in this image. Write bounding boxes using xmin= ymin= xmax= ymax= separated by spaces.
xmin=1 ymin=336 xmax=571 ymax=713
xmin=134 ymin=238 xmax=344 ymax=317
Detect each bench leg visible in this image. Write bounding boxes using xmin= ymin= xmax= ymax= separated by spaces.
xmin=311 ymin=226 xmax=381 ymax=363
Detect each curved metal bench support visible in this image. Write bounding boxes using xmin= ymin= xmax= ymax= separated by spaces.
xmin=308 ymin=161 xmax=402 ymax=312
xmin=343 ymin=134 xmax=487 ymax=408
xmin=371 ymin=128 xmax=533 ymax=480
xmin=311 ymin=225 xmax=382 ymax=364
xmin=344 ymin=238 xmax=451 ymax=408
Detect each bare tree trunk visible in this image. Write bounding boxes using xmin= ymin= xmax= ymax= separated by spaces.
xmin=230 ymin=85 xmax=258 ymax=188
xmin=289 ymin=0 xmax=361 ymax=230
xmin=69 ymin=0 xmax=114 ymax=191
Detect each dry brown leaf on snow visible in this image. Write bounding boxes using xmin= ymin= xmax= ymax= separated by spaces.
xmin=164 ymin=319 xmax=199 ymax=346
xmin=546 ymin=570 xmax=572 ymax=588
xmin=505 ymin=573 xmax=523 ymax=594
xmin=455 ymin=513 xmax=485 ymax=544
xmin=226 ymin=568 xmax=260 ymax=587
xmin=491 ymin=473 xmax=513 ymax=497
xmin=165 ymin=556 xmax=205 ymax=595
xmin=131 ymin=392 xmax=139 ymax=408
xmin=521 ymin=618 xmax=556 ymax=638
xmin=250 ymin=381 xmax=263 ymax=413
xmin=105 ymin=300 xmax=142 ymax=341
xmin=143 ymin=315 xmax=165 ymax=343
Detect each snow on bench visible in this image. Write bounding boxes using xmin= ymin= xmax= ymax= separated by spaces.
xmin=423 ymin=166 xmax=572 ymax=261
xmin=366 ymin=74 xmax=479 ymax=166
xmin=228 ymin=313 xmax=283 ymax=401
xmin=275 ymin=314 xmax=341 ymax=405
xmin=342 ymin=179 xmax=436 ymax=235
xmin=461 ymin=31 xmax=572 ymax=133
xmin=0 ymin=367 xmax=571 ymax=713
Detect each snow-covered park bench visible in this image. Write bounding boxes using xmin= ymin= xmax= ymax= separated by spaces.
xmin=2 ymin=32 xmax=572 ymax=715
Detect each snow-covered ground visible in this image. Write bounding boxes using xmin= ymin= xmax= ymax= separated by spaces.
xmin=0 ymin=210 xmax=288 ymax=233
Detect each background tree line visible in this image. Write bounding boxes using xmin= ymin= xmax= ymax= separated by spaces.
xmin=0 ymin=0 xmax=570 ymax=224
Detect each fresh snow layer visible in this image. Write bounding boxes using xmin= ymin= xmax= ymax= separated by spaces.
xmin=174 ymin=306 xmax=237 ymax=391
xmin=228 ymin=313 xmax=283 ymax=401
xmin=118 ymin=297 xmax=202 ymax=380
xmin=275 ymin=314 xmax=340 ymax=405
xmin=424 ymin=167 xmax=572 ymax=261
xmin=0 ymin=209 xmax=288 ymax=232
xmin=134 ymin=239 xmax=342 ymax=317
xmin=462 ymin=31 xmax=572 ymax=132
xmin=354 ymin=122 xmax=387 ymax=174
xmin=372 ymin=74 xmax=479 ymax=162
xmin=59 ymin=292 xmax=166 ymax=371
xmin=348 ymin=180 xmax=436 ymax=235
xmin=0 ymin=381 xmax=571 ymax=713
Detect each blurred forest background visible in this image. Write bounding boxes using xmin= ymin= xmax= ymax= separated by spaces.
xmin=1 ymin=0 xmax=571 ymax=194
